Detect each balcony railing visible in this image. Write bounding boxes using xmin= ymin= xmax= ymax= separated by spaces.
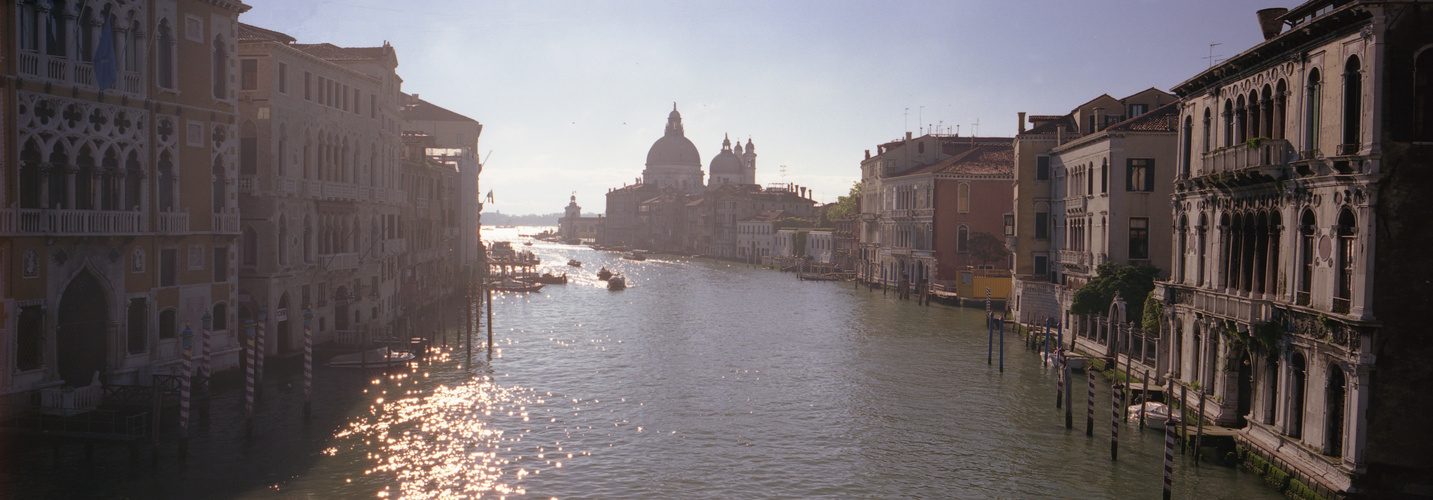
xmin=0 ymin=209 xmax=144 ymax=235
xmin=238 ymin=175 xmax=260 ymax=194
xmin=382 ymin=238 xmax=407 ymax=256
xmin=1166 ymin=283 xmax=1275 ymax=324
xmin=1058 ymin=249 xmax=1088 ymax=267
xmin=1199 ymin=139 xmax=1297 ymax=177
xmin=212 ymin=212 xmax=240 ymax=234
xmin=278 ymin=178 xmax=299 ymax=196
xmin=1295 ymin=290 xmax=1311 ymax=306
xmin=1332 ymin=297 xmax=1351 ymax=315
xmin=306 ymin=180 xmax=322 ymax=198
xmin=17 ymin=50 xmax=143 ymax=98
xmin=157 ymin=211 xmax=189 ymax=234
xmin=1065 ymin=196 xmax=1086 ymax=212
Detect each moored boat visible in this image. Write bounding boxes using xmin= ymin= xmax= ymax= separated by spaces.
xmin=568 ymin=259 xmax=582 ymax=267
xmin=493 ymin=278 xmax=544 ymax=292
xmin=528 ymin=272 xmax=568 ymax=284
xmin=327 ymin=347 xmax=415 ymax=368
xmin=1126 ymin=401 xmax=1172 ymax=429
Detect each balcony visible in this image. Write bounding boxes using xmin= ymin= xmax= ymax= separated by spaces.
xmin=1198 ymin=139 xmax=1297 ymax=178
xmin=212 ymin=211 xmax=240 ymax=234
xmin=322 ymin=252 xmax=360 ymax=271
xmin=157 ymin=211 xmax=189 ymax=234
xmin=238 ymin=175 xmax=261 ymax=194
xmin=17 ymin=50 xmax=143 ymax=98
xmin=305 ymin=180 xmax=322 ymax=198
xmin=359 ymin=186 xmax=372 ymax=201
xmin=1332 ymin=297 xmax=1351 ymax=315
xmin=381 ymin=238 xmax=407 ymax=256
xmin=278 ymin=178 xmax=299 ymax=196
xmin=1058 ymin=250 xmax=1089 ymax=268
xmin=1166 ymin=283 xmax=1275 ymax=325
xmin=0 ymin=209 xmax=144 ymax=236
xmin=1065 ymin=196 xmax=1086 ymax=212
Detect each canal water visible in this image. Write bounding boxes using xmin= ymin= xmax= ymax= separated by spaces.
xmin=2 ymin=227 xmax=1282 ymax=499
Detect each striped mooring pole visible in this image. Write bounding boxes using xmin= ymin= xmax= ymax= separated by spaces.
xmin=1164 ymin=407 xmax=1177 ymax=500
xmin=243 ymin=319 xmax=256 ymax=438
xmin=986 ymin=287 xmax=993 ymax=366
xmin=200 ymin=310 xmax=213 ymax=378
xmin=303 ymin=308 xmax=314 ymax=422
xmin=256 ymin=307 xmax=267 ymax=401
xmin=1111 ymin=382 xmax=1121 ymax=460
xmin=1087 ymin=360 xmax=1096 ymax=437
xmin=1056 ymin=347 xmax=1064 ymax=409
xmin=179 ymin=323 xmax=193 ymax=463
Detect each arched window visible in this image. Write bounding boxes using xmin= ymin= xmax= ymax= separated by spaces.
xmin=1223 ymin=100 xmax=1235 ymax=147
xmin=44 ymin=143 xmax=65 ymax=208
xmin=212 ymin=36 xmax=228 ymax=99
xmin=19 ymin=140 xmax=42 ymax=208
xmin=1298 ymin=209 xmax=1316 ymax=305
xmin=1275 ymin=80 xmax=1288 ymax=140
xmin=1236 ymin=95 xmax=1248 ymax=143
xmin=159 ymin=308 xmax=177 ymax=339
xmin=242 ymin=226 xmax=258 ymax=266
xmin=1196 ymin=213 xmax=1208 ymax=287
xmin=212 ymin=156 xmax=226 ymax=213
xmin=1306 ymin=68 xmax=1323 ymax=152
xmin=100 ymin=147 xmax=120 ymax=211
xmin=76 ymin=145 xmax=95 ymax=210
xmin=277 ymin=217 xmax=289 ymax=266
xmin=957 ymin=224 xmax=969 ymax=252
xmin=78 ymin=6 xmax=95 ymax=62
xmin=1335 ymin=209 xmax=1356 ymax=313
xmin=127 ymin=298 xmax=147 ymax=354
xmin=158 ymin=150 xmax=175 ymax=211
xmin=157 ymin=20 xmax=175 ymax=89
xmin=1342 ymin=56 xmax=1362 ymax=152
xmin=1326 ymin=366 xmax=1346 ymax=457
xmin=125 ymin=150 xmax=142 ymax=211
xmin=1202 ymin=109 xmax=1212 ymax=154
xmin=1417 ymin=49 xmax=1433 ymax=141
xmin=1177 ymin=215 xmax=1189 ymax=282
xmin=957 ymin=183 xmax=970 ymax=213
xmin=47 ymin=2 xmax=67 ymax=57
xmin=1181 ymin=115 xmax=1193 ymax=177
xmin=1289 ymin=352 xmax=1307 ymax=439
xmin=213 ymin=302 xmax=229 ymax=331
xmin=303 ymin=216 xmax=313 ymax=263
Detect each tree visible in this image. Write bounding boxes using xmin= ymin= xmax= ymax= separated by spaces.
xmin=967 ymin=231 xmax=1007 ymax=267
xmin=1069 ymin=263 xmax=1162 ymax=321
xmin=826 ymin=181 xmax=862 ymax=220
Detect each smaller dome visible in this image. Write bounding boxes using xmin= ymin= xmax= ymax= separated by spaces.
xmin=709 ymin=134 xmax=743 ymax=175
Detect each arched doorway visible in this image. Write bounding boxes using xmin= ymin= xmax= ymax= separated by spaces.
xmin=57 ymin=270 xmax=109 ymax=387
xmin=1236 ymin=352 xmax=1252 ymax=427
xmin=277 ymin=293 xmax=292 ymax=353
xmin=1289 ymin=352 xmax=1307 ymax=439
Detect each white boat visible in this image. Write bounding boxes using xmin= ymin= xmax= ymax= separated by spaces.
xmin=327 ymin=347 xmax=415 ymax=368
xmin=1127 ymin=401 xmax=1172 ymax=429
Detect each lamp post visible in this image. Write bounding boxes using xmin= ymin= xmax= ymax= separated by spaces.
xmin=179 ymin=323 xmax=193 ymax=463
xmin=244 ymin=319 xmax=256 ymax=438
xmin=303 ymin=308 xmax=313 ymax=422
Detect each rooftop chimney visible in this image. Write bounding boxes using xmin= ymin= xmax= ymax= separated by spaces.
xmin=1018 ymin=112 xmax=1027 ymax=134
xmin=865 ymin=150 xmax=871 ymax=160
xmin=1093 ymin=107 xmax=1104 ymax=132
xmin=1257 ymin=8 xmax=1288 ymax=40
xmin=1056 ymin=124 xmax=1065 ymax=146
xmin=906 ymin=132 xmax=913 ymax=141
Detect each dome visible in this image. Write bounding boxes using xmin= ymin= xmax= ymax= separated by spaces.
xmin=646 ymin=105 xmax=701 ymax=167
xmin=709 ymin=135 xmax=743 ymax=175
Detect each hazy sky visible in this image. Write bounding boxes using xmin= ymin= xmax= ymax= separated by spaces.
xmin=238 ymin=0 xmax=1299 ymax=215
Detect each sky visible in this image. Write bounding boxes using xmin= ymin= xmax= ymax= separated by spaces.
xmin=237 ymin=0 xmax=1301 ymax=215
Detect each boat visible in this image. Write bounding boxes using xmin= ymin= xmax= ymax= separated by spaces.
xmin=1127 ymin=401 xmax=1172 ymax=429
xmin=523 ymin=241 xmax=534 ymax=246
xmin=597 ymin=267 xmax=613 ymax=280
xmin=327 ymin=347 xmax=415 ymax=368
xmin=527 ymin=272 xmax=568 ymax=284
xmin=492 ymin=278 xmax=543 ymax=292
xmin=622 ymin=250 xmax=647 ymax=261
xmin=607 ymin=274 xmax=627 ymax=290
xmin=568 ymin=259 xmax=582 ymax=267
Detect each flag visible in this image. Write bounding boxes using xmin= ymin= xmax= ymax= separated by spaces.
xmin=485 ymin=190 xmax=495 ymax=204
xmin=94 ymin=15 xmax=118 ymax=92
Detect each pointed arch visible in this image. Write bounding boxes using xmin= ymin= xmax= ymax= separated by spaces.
xmin=57 ymin=268 xmax=111 ymax=386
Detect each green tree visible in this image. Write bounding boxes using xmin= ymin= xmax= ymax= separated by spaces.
xmin=1069 ymin=263 xmax=1162 ymax=321
xmin=826 ymin=181 xmax=862 ymax=220
xmin=967 ymin=232 xmax=1008 ymax=267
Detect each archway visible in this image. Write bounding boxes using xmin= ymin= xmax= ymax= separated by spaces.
xmin=1236 ymin=352 xmax=1252 ymax=427
xmin=57 ymin=270 xmax=109 ymax=386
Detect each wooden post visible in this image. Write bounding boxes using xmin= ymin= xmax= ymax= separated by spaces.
xmin=1164 ymin=410 xmax=1176 ymax=500
xmin=1180 ymin=384 xmax=1189 ymax=454
xmin=1194 ymin=390 xmax=1206 ymax=464
xmin=1056 ymin=349 xmax=1064 ymax=409
xmin=487 ymin=284 xmax=494 ymax=361
xmin=466 ymin=267 xmax=474 ymax=365
xmin=179 ymin=324 xmax=193 ymax=463
xmin=1111 ymin=382 xmax=1121 ymax=460
xmin=1064 ymin=360 xmax=1073 ymax=430
xmin=1122 ymin=326 xmax=1132 ymax=422
xmin=998 ymin=312 xmax=1005 ymax=374
xmin=303 ymin=308 xmax=313 ymax=422
xmin=1141 ymin=371 xmax=1150 ymax=429
xmin=1087 ymin=360 xmax=1096 ymax=437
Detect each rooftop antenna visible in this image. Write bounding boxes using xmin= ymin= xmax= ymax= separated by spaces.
xmin=919 ymin=106 xmax=925 ymax=135
xmin=904 ymin=108 xmax=910 ymax=136
xmin=1204 ymin=42 xmax=1225 ymax=68
xmin=971 ymin=118 xmax=980 ymax=137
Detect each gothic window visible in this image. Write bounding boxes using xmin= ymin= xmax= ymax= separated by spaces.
xmin=48 ymin=143 xmax=68 ymax=209
xmin=1417 ymin=50 xmax=1433 ymax=141
xmin=1335 ymin=209 xmax=1356 ymax=312
xmin=124 ymin=151 xmax=142 ymax=211
xmin=77 ymin=6 xmax=94 ymax=62
xmin=1202 ymin=109 xmax=1212 ymax=155
xmin=46 ymin=2 xmax=67 ymax=57
xmin=1306 ymin=68 xmax=1323 ymax=152
xmin=212 ymin=36 xmax=228 ymax=99
xmin=212 ymin=156 xmax=226 ymax=213
xmin=1298 ymin=210 xmax=1316 ymax=305
xmin=16 ymin=305 xmax=44 ymax=371
xmin=1275 ymin=80 xmax=1288 ymax=140
xmin=75 ymin=145 xmax=95 ymax=210
xmin=158 ymin=150 xmax=176 ymax=211
xmin=127 ymin=298 xmax=147 ymax=354
xmin=1342 ymin=56 xmax=1362 ymax=151
xmin=157 ymin=20 xmax=175 ymax=89
xmin=1224 ymin=100 xmax=1235 ymax=147
xmin=1181 ymin=116 xmax=1193 ymax=177
xmin=20 ymin=140 xmax=42 ymax=208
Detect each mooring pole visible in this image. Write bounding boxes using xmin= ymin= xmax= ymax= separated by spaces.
xmin=466 ymin=266 xmax=474 ymax=365
xmin=1087 ymin=362 xmax=1096 ymax=437
xmin=1064 ymin=359 xmax=1074 ymax=429
xmin=1141 ymin=371 xmax=1150 ymax=429
xmin=243 ymin=319 xmax=256 ymax=439
xmin=1180 ymin=384 xmax=1189 ymax=454
xmin=1164 ymin=411 xmax=1176 ymax=500
xmin=986 ymin=288 xmax=993 ymax=366
xmin=999 ymin=312 xmax=1005 ymax=373
xmin=179 ymin=324 xmax=193 ymax=463
xmin=303 ymin=308 xmax=313 ymax=422
xmin=487 ymin=283 xmax=494 ymax=361
xmin=1057 ymin=350 xmax=1065 ymax=409
xmin=1111 ymin=382 xmax=1121 ymax=461
xmin=1195 ymin=390 xmax=1207 ymax=464
xmin=256 ymin=307 xmax=267 ymax=401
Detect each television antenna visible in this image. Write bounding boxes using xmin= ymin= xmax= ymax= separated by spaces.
xmin=1204 ymin=42 xmax=1225 ymax=68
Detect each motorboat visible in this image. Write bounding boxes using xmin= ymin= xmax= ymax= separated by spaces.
xmin=527 ymin=272 xmax=568 ymax=284
xmin=597 ymin=267 xmax=613 ymax=281
xmin=327 ymin=347 xmax=415 ymax=368
xmin=622 ymin=250 xmax=647 ymax=261
xmin=1126 ymin=401 xmax=1172 ymax=429
xmin=568 ymin=259 xmax=582 ymax=267
xmin=607 ymin=274 xmax=627 ymax=290
xmin=523 ymin=241 xmax=534 ymax=246
xmin=493 ymin=278 xmax=544 ymax=292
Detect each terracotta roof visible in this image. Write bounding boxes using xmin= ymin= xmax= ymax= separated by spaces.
xmin=1023 ymin=114 xmax=1078 ymax=135
xmin=936 ymin=144 xmax=1014 ymax=176
xmin=741 ymin=210 xmax=786 ymax=223
xmin=1105 ymin=101 xmax=1180 ymax=132
xmin=238 ymin=23 xmax=295 ymax=44
xmin=291 ymin=43 xmax=391 ymax=62
xmin=402 ymin=96 xmax=477 ymax=123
